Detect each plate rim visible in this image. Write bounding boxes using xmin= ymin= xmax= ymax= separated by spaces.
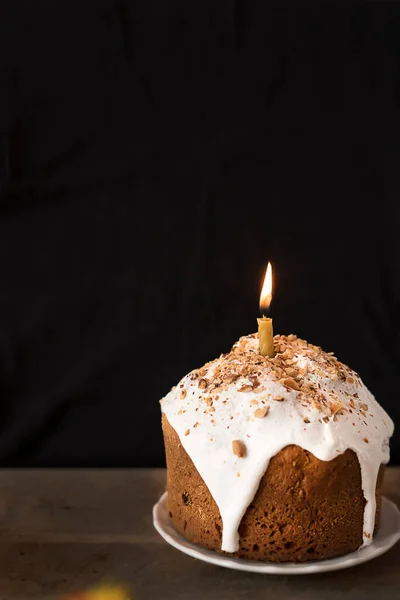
xmin=153 ymin=492 xmax=400 ymax=574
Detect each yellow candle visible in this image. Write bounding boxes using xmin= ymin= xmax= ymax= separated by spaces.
xmin=257 ymin=315 xmax=274 ymax=357
xmin=258 ymin=262 xmax=275 ymax=357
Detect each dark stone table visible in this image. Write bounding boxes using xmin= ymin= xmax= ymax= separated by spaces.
xmin=0 ymin=467 xmax=399 ymax=599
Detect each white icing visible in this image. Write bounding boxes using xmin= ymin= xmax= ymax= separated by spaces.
xmin=160 ymin=334 xmax=394 ymax=553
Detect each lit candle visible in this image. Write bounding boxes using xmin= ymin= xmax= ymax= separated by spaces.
xmin=257 ymin=262 xmax=274 ymax=357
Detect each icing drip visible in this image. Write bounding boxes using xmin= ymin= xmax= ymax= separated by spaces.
xmin=161 ymin=334 xmax=394 ymax=553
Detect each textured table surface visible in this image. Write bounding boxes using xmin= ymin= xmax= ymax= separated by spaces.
xmin=0 ymin=467 xmax=399 ymax=599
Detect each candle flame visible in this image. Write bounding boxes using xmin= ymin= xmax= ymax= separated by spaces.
xmin=260 ymin=262 xmax=273 ymax=315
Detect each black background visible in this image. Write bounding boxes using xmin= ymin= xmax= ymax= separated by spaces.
xmin=0 ymin=2 xmax=399 ymax=467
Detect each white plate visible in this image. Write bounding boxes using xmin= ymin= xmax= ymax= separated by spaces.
xmin=153 ymin=492 xmax=400 ymax=574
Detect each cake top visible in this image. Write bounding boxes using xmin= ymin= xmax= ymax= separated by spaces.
xmin=167 ymin=333 xmax=390 ymax=429
xmin=160 ymin=333 xmax=394 ymax=553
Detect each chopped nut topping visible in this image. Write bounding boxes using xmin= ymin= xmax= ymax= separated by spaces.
xmin=286 ymin=367 xmax=298 ymax=378
xmin=238 ymin=384 xmax=253 ymax=392
xmin=363 ymin=437 xmax=369 ymax=443
xmin=225 ymin=374 xmax=240 ymax=384
xmin=250 ymin=376 xmax=261 ymax=388
xmin=184 ymin=429 xmax=190 ymax=436
xmin=178 ymin=333 xmax=367 ymax=425
xmin=254 ymin=406 xmax=270 ymax=418
xmin=232 ymin=440 xmax=247 ymax=458
xmin=180 ymin=389 xmax=187 ymax=399
xmin=280 ymin=377 xmax=301 ymax=391
xmin=329 ymin=400 xmax=343 ymax=415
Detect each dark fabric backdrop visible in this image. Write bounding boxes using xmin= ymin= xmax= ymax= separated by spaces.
xmin=0 ymin=2 xmax=399 ymax=466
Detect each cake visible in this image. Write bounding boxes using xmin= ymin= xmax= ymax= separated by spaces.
xmin=160 ymin=333 xmax=394 ymax=562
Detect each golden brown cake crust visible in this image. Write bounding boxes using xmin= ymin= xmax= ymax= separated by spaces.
xmin=162 ymin=414 xmax=384 ymax=562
